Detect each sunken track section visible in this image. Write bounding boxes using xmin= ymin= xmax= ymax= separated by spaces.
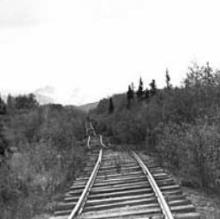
xmin=52 ymin=149 xmax=200 ymax=219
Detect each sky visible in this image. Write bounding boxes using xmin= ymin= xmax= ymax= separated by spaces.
xmin=1 ymin=0 xmax=220 ymax=105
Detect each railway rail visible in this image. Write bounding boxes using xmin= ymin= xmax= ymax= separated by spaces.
xmin=52 ymin=134 xmax=200 ymax=219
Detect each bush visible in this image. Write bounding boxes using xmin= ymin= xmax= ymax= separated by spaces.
xmin=0 ymin=103 xmax=87 ymax=219
xmin=90 ymin=63 xmax=220 ymax=192
xmin=156 ymin=121 xmax=220 ymax=190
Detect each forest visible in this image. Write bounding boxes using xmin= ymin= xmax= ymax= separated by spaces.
xmin=90 ymin=62 xmax=220 ymax=193
xmin=0 ymin=95 xmax=86 ymax=219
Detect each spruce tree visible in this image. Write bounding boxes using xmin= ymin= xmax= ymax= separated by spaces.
xmin=136 ymin=77 xmax=144 ymax=100
xmin=149 ymin=79 xmax=157 ymax=96
xmin=108 ymin=97 xmax=114 ymax=113
xmin=127 ymin=85 xmax=134 ymax=108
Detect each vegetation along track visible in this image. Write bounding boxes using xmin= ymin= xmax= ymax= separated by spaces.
xmin=51 ymin=141 xmax=200 ymax=219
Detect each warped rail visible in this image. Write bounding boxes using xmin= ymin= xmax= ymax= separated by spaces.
xmin=68 ymin=149 xmax=103 ymax=219
xmin=52 ymin=139 xmax=200 ymax=219
xmin=132 ymin=151 xmax=173 ymax=219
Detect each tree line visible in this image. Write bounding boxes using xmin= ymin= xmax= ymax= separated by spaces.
xmin=126 ymin=77 xmax=157 ymax=108
xmin=0 ymin=93 xmax=39 ymax=115
xmin=0 ymin=93 xmax=87 ymax=219
xmin=107 ymin=70 xmax=171 ymax=113
xmin=90 ymin=62 xmax=220 ymax=192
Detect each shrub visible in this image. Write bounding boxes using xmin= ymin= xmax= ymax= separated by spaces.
xmin=156 ymin=121 xmax=220 ymax=190
xmin=90 ymin=63 xmax=220 ymax=192
xmin=0 ymin=103 xmax=86 ymax=219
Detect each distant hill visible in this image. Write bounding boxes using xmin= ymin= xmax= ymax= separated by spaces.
xmin=78 ymin=102 xmax=98 ymax=112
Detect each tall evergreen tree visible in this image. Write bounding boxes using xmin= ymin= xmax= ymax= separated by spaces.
xmin=127 ymin=85 xmax=134 ymax=108
xmin=108 ymin=97 xmax=114 ymax=113
xmin=149 ymin=79 xmax=157 ymax=96
xmin=136 ymin=77 xmax=144 ymax=100
xmin=165 ymin=68 xmax=171 ymax=89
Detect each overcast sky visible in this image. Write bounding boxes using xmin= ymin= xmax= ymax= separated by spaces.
xmin=0 ymin=0 xmax=220 ymax=105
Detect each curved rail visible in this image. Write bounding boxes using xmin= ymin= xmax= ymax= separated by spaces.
xmin=100 ymin=135 xmax=107 ymax=148
xmin=132 ymin=151 xmax=174 ymax=219
xmin=67 ymin=149 xmax=103 ymax=219
xmin=89 ymin=122 xmax=97 ymax=137
xmin=53 ymin=139 xmax=198 ymax=218
xmin=87 ymin=135 xmax=107 ymax=149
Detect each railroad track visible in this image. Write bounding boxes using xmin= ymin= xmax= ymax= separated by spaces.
xmin=52 ymin=139 xmax=200 ymax=219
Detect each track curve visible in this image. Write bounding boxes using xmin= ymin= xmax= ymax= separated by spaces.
xmin=52 ymin=146 xmax=200 ymax=219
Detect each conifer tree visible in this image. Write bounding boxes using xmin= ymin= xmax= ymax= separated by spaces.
xmin=149 ymin=79 xmax=157 ymax=96
xmin=136 ymin=77 xmax=144 ymax=100
xmin=127 ymin=85 xmax=134 ymax=108
xmin=108 ymin=97 xmax=114 ymax=113
xmin=166 ymin=68 xmax=171 ymax=89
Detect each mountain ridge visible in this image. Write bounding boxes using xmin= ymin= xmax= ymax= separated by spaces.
xmin=78 ymin=102 xmax=98 ymax=112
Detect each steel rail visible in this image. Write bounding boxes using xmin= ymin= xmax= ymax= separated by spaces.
xmin=132 ymin=151 xmax=174 ymax=219
xmin=89 ymin=122 xmax=97 ymax=137
xmin=99 ymin=135 xmax=107 ymax=148
xmin=68 ymin=148 xmax=103 ymax=219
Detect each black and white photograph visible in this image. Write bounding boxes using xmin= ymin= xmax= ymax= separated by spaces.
xmin=0 ymin=0 xmax=220 ymax=218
